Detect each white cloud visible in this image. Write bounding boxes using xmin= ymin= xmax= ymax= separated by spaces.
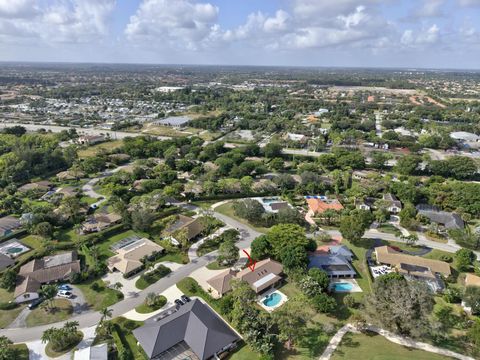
xmin=0 ymin=0 xmax=38 ymax=18
xmin=0 ymin=0 xmax=115 ymax=43
xmin=401 ymin=24 xmax=440 ymax=46
xmin=264 ymin=10 xmax=290 ymax=33
xmin=125 ymin=0 xmax=219 ymax=50
xmin=412 ymin=0 xmax=445 ymax=17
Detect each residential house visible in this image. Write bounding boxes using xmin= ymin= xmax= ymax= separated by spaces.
xmin=165 ymin=215 xmax=204 ymax=246
xmin=383 ymin=193 xmax=402 ymax=214
xmin=14 ymin=251 xmax=81 ymax=303
xmin=107 ymin=237 xmax=164 ymax=277
xmin=17 ymin=181 xmax=52 ymax=193
xmin=375 ymin=245 xmax=451 ymax=291
xmin=207 ymin=258 xmax=283 ymax=298
xmin=253 ymin=197 xmax=292 ymax=213
xmin=56 ymin=170 xmax=85 ymax=180
xmin=0 ymin=253 xmax=15 ymax=271
xmin=308 ymin=245 xmax=356 ymax=279
xmin=133 ymin=299 xmax=240 ymax=360
xmin=354 ymin=197 xmax=375 ymax=211
xmin=0 ymin=216 xmax=22 ymax=238
xmin=81 ymin=213 xmax=122 ymax=234
xmin=416 ymin=204 xmax=464 ymax=231
xmin=462 ymin=273 xmax=480 ymax=313
xmin=305 ymin=196 xmax=344 ymax=216
xmin=77 ymin=135 xmax=105 ymax=145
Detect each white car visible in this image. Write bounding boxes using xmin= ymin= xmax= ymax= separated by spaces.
xmin=57 ymin=290 xmax=73 ymax=299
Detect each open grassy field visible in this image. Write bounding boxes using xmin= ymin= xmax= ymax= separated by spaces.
xmin=26 ymin=299 xmax=73 ymax=327
xmin=214 ymin=202 xmax=270 ymax=233
xmin=77 ymin=140 xmax=123 ymax=159
xmin=330 ymin=332 xmax=451 ymax=360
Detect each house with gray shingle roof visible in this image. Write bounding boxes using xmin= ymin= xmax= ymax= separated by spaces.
xmin=416 ymin=204 xmax=464 ymax=231
xmin=133 ymin=299 xmax=240 ymax=360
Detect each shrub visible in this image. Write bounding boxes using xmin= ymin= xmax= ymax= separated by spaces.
xmin=440 ymin=255 xmax=453 ymax=263
xmin=344 ymin=295 xmax=357 ymax=308
xmin=0 ymin=302 xmax=17 ymax=310
xmin=311 ymin=293 xmax=337 ymax=313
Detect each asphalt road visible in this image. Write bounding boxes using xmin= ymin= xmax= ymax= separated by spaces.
xmin=0 ymin=202 xmax=260 ymax=343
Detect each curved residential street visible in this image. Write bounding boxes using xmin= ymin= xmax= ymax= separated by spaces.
xmin=0 ymin=201 xmax=260 ymax=343
xmin=1 ymin=192 xmax=474 ymax=344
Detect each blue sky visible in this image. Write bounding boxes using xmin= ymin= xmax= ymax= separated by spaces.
xmin=0 ymin=0 xmax=479 ymax=69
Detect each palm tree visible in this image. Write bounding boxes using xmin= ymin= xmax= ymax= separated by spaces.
xmin=112 ymin=282 xmax=123 ymax=292
xmin=40 ymin=284 xmax=58 ymax=311
xmin=145 ymin=292 xmax=157 ymax=307
xmin=89 ymin=245 xmax=100 ymax=264
xmin=99 ymin=307 xmax=113 ymax=325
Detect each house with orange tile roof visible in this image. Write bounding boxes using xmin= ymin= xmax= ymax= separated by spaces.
xmin=305 ymin=196 xmax=344 ymax=215
xmin=304 ymin=196 xmax=344 ymax=225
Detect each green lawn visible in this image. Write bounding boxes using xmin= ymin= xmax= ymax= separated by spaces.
xmin=0 ymin=288 xmax=14 ymax=303
xmin=0 ymin=305 xmax=25 ymax=329
xmin=76 ymin=280 xmax=123 ymax=311
xmin=377 ymin=224 xmax=402 ymax=237
xmin=228 ymin=343 xmax=262 ymax=360
xmin=81 ymin=196 xmax=98 ymax=205
xmin=330 ymin=332 xmax=451 ymax=360
xmin=135 ymin=265 xmax=171 ymax=290
xmin=214 ymin=202 xmax=269 ymax=233
xmin=206 ymin=260 xmax=230 ymax=270
xmin=26 ymin=299 xmax=73 ymax=327
xmin=19 ymin=234 xmax=43 ymax=250
xmin=135 ymin=296 xmax=167 ymax=314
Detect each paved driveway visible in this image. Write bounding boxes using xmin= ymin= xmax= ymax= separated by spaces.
xmin=70 ymin=285 xmax=89 ymax=314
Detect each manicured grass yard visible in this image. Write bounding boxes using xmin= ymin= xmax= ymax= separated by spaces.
xmin=76 ymin=280 xmax=123 ymax=311
xmin=206 ymin=260 xmax=230 ymax=270
xmin=377 ymin=224 xmax=402 ymax=236
xmin=26 ymin=299 xmax=73 ymax=327
xmin=330 ymin=332 xmax=451 ymax=360
xmin=18 ymin=235 xmax=43 ymax=250
xmin=228 ymin=343 xmax=262 ymax=360
xmin=0 ymin=305 xmax=25 ymax=329
xmin=0 ymin=288 xmax=13 ymax=303
xmin=214 ymin=202 xmax=269 ymax=233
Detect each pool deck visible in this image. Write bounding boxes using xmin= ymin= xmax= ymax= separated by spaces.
xmin=330 ymin=279 xmax=363 ymax=293
xmin=257 ymin=288 xmax=288 ymax=312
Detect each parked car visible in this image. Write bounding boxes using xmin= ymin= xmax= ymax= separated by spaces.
xmin=58 ymin=284 xmax=72 ymax=291
xmin=181 ymin=295 xmax=191 ymax=303
xmin=28 ymin=298 xmax=44 ymax=310
xmin=58 ymin=290 xmax=73 ymax=298
xmin=174 ymin=299 xmax=185 ymax=306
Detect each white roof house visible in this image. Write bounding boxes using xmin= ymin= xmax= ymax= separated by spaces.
xmin=450 ymin=131 xmax=480 ymax=142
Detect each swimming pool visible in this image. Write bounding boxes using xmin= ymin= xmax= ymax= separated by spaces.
xmin=263 ymin=292 xmax=282 ymax=307
xmin=333 ymin=282 xmax=354 ymax=292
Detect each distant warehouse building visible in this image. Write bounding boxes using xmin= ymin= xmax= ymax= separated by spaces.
xmin=155 ymin=116 xmax=191 ymax=128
